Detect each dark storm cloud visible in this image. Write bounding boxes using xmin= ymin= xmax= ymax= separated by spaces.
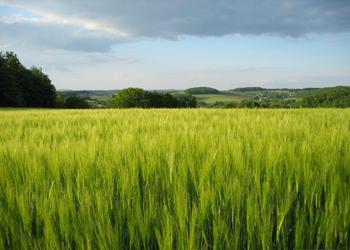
xmin=5 ymin=0 xmax=350 ymax=37
xmin=1 ymin=0 xmax=350 ymax=52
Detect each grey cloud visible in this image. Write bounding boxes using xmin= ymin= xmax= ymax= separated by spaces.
xmin=0 ymin=21 xmax=125 ymax=52
xmin=4 ymin=0 xmax=350 ymax=38
xmin=1 ymin=0 xmax=350 ymax=53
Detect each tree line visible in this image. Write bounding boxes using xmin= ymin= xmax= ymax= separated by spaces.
xmin=223 ymin=86 xmax=350 ymax=109
xmin=112 ymin=88 xmax=197 ymax=108
xmin=301 ymin=86 xmax=350 ymax=108
xmin=0 ymin=52 xmax=198 ymax=109
xmin=0 ymin=51 xmax=96 ymax=109
xmin=1 ymin=51 xmax=349 ymax=109
xmin=0 ymin=52 xmax=56 ymax=107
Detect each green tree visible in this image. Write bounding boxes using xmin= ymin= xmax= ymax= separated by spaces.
xmin=0 ymin=52 xmax=17 ymax=106
xmin=301 ymin=86 xmax=350 ymax=108
xmin=239 ymin=99 xmax=260 ymax=108
xmin=112 ymin=88 xmax=197 ymax=108
xmin=64 ymin=96 xmax=90 ymax=109
xmin=176 ymin=93 xmax=197 ymax=108
xmin=112 ymin=88 xmax=150 ymax=108
xmin=26 ymin=67 xmax=56 ymax=107
xmin=0 ymin=51 xmax=56 ymax=107
xmin=224 ymin=102 xmax=239 ymax=108
xmin=0 ymin=52 xmax=25 ymax=106
xmin=161 ymin=93 xmax=180 ymax=107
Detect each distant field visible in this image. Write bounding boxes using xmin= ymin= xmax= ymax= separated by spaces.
xmin=58 ymin=87 xmax=336 ymax=107
xmin=170 ymin=91 xmax=247 ymax=105
xmin=193 ymin=94 xmax=246 ymax=104
xmin=0 ymin=109 xmax=349 ymax=249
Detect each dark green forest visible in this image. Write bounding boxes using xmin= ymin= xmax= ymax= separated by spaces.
xmin=0 ymin=52 xmax=56 ymax=107
xmin=301 ymin=87 xmax=350 ymax=108
xmin=185 ymin=87 xmax=220 ymax=94
xmin=112 ymin=88 xmax=197 ymax=108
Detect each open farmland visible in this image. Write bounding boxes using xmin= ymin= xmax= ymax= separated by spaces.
xmin=192 ymin=94 xmax=246 ymax=104
xmin=0 ymin=109 xmax=349 ymax=249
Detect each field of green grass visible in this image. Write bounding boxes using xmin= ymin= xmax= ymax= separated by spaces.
xmin=193 ymin=94 xmax=245 ymax=104
xmin=0 ymin=109 xmax=349 ymax=249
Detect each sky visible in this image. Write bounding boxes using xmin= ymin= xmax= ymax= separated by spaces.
xmin=0 ymin=0 xmax=350 ymax=90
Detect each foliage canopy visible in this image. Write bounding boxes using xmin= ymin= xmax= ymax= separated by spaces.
xmin=0 ymin=51 xmax=56 ymax=107
xmin=112 ymin=88 xmax=197 ymax=108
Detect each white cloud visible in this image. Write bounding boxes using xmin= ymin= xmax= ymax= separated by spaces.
xmin=0 ymin=11 xmax=128 ymax=36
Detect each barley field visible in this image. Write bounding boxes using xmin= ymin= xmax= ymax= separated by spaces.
xmin=0 ymin=109 xmax=349 ymax=249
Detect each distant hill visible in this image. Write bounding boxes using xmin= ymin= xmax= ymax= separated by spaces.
xmin=58 ymin=89 xmax=119 ymax=97
xmin=231 ymin=87 xmax=265 ymax=92
xmin=57 ymin=86 xmax=350 ymax=108
xmin=302 ymin=86 xmax=350 ymax=107
xmin=58 ymin=89 xmax=180 ymax=97
xmin=184 ymin=87 xmax=220 ymax=94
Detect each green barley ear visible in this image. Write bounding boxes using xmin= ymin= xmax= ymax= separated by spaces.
xmin=0 ymin=109 xmax=348 ymax=249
